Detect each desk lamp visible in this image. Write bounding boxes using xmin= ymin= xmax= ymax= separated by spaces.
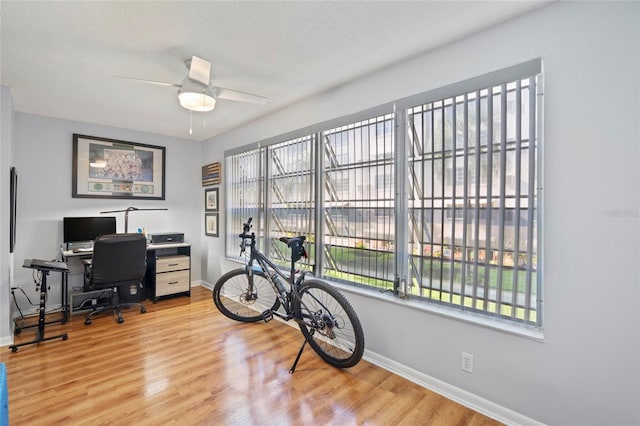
xmin=100 ymin=207 xmax=168 ymax=233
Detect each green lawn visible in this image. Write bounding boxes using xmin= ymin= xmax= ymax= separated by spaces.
xmin=322 ymin=246 xmax=538 ymax=323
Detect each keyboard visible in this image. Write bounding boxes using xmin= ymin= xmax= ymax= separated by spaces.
xmin=71 ymin=247 xmax=93 ymax=253
xmin=24 ymin=259 xmax=69 ymax=272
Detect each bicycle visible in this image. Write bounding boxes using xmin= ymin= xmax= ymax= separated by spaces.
xmin=213 ymin=218 xmax=365 ymax=373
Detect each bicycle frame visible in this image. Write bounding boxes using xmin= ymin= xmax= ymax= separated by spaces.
xmin=240 ymin=232 xmax=305 ymax=321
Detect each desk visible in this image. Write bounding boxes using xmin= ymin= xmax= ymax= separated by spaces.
xmin=61 ymin=242 xmax=191 ymax=314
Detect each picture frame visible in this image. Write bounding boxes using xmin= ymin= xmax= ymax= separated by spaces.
xmin=10 ymin=167 xmax=17 ymax=253
xmin=72 ymin=134 xmax=166 ymax=200
xmin=205 ymin=213 xmax=219 ymax=237
xmin=205 ymin=187 xmax=219 ymax=212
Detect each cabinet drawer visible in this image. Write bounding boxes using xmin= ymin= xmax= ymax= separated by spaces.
xmin=156 ymin=255 xmax=190 ymax=273
xmin=155 ymin=270 xmax=190 ymax=296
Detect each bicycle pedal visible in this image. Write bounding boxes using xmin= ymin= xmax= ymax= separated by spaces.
xmin=261 ymin=310 xmax=274 ymax=323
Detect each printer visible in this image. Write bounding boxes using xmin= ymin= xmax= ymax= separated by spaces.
xmin=148 ymin=232 xmax=184 ymax=244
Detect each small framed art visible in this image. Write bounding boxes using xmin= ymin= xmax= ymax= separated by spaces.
xmin=205 ymin=213 xmax=219 ymax=237
xmin=205 ymin=187 xmax=219 ymax=212
xmin=202 ymin=162 xmax=221 ymax=186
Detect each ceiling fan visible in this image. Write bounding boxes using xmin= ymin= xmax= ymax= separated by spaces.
xmin=114 ymin=56 xmax=267 ymax=113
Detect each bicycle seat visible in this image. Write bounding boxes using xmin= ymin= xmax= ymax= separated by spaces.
xmin=279 ymin=236 xmax=306 ymax=247
xmin=279 ymin=236 xmax=307 ymax=261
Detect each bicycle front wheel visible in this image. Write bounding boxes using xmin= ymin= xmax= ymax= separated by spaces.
xmin=213 ymin=268 xmax=280 ymax=322
xmin=295 ymin=279 xmax=365 ymax=368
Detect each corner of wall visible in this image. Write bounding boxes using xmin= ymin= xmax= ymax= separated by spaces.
xmin=0 ymin=86 xmax=15 ymax=344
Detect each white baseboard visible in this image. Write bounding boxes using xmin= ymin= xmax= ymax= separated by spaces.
xmin=363 ymin=350 xmax=544 ymax=426
xmin=198 ymin=280 xmax=213 ymax=291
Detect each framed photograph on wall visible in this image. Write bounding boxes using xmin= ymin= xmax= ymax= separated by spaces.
xmin=205 ymin=213 xmax=219 ymax=237
xmin=205 ymin=187 xmax=219 ymax=212
xmin=72 ymin=134 xmax=166 ymax=200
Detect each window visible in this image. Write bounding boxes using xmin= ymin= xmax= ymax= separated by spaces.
xmin=225 ymin=60 xmax=541 ymax=328
xmin=268 ymin=135 xmax=316 ymax=270
xmin=323 ymin=114 xmax=396 ymax=289
xmin=406 ymin=78 xmax=538 ymax=325
xmin=225 ymin=146 xmax=265 ymax=256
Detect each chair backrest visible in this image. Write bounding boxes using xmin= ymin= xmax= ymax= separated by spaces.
xmin=90 ymin=233 xmax=147 ymax=288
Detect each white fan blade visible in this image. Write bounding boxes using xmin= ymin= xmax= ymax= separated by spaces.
xmin=113 ymin=75 xmax=180 ymax=87
xmin=217 ymin=87 xmax=267 ymax=105
xmin=189 ymin=56 xmax=211 ymax=86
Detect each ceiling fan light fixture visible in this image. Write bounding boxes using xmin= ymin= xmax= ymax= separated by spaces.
xmin=178 ymin=90 xmax=216 ymax=112
xmin=178 ymin=78 xmax=216 ymax=112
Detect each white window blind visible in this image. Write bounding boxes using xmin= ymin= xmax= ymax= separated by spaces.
xmin=225 ymin=146 xmax=265 ymax=258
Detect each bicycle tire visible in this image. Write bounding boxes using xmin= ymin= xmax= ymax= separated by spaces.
xmin=294 ymin=279 xmax=365 ymax=368
xmin=213 ymin=268 xmax=280 ymax=322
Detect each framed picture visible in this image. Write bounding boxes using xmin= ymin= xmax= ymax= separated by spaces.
xmin=72 ymin=134 xmax=166 ymax=200
xmin=205 ymin=213 xmax=219 ymax=237
xmin=10 ymin=167 xmax=17 ymax=253
xmin=205 ymin=187 xmax=219 ymax=212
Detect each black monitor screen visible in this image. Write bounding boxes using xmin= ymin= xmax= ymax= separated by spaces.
xmin=63 ymin=217 xmax=117 ymax=243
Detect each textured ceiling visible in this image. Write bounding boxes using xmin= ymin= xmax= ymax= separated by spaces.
xmin=0 ymin=1 xmax=548 ymax=141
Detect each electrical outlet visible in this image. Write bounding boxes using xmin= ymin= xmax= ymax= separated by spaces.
xmin=461 ymin=352 xmax=473 ymax=373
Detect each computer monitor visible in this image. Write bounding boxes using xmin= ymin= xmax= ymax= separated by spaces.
xmin=63 ymin=216 xmax=117 ymax=243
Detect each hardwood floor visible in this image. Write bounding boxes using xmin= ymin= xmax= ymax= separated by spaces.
xmin=1 ymin=286 xmax=500 ymax=425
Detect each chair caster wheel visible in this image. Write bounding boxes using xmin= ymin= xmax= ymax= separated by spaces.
xmin=11 ymin=347 xmax=17 ymax=353
xmin=141 ymin=307 xmax=147 ymax=314
xmin=117 ymin=317 xmax=124 ymax=324
xmin=85 ymin=319 xmax=92 ymax=325
xmin=62 ymin=334 xmax=68 ymax=341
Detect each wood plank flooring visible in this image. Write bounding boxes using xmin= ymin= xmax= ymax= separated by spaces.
xmin=1 ymin=286 xmax=501 ymax=425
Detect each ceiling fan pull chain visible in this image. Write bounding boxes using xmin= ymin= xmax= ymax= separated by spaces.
xmin=189 ymin=110 xmax=193 ymax=135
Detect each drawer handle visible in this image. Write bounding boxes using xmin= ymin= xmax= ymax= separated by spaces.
xmin=167 ymin=263 xmax=179 ymax=266
xmin=168 ymin=281 xmax=179 ymax=285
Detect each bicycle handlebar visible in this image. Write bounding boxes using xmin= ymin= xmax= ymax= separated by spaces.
xmin=239 ymin=217 xmax=253 ymax=238
xmin=237 ymin=217 xmax=307 ymax=263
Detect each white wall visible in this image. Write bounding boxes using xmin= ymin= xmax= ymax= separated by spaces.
xmin=201 ymin=2 xmax=640 ymax=425
xmin=9 ymin=113 xmax=203 ymax=317
xmin=0 ymin=86 xmax=15 ymax=346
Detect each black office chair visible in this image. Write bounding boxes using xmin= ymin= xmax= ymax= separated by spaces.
xmin=83 ymin=233 xmax=148 ymax=325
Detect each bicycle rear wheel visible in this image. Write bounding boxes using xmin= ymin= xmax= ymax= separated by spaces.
xmin=294 ymin=279 xmax=364 ymax=368
xmin=213 ymin=268 xmax=280 ymax=322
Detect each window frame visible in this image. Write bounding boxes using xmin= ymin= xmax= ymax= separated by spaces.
xmin=224 ymin=59 xmax=543 ymax=330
